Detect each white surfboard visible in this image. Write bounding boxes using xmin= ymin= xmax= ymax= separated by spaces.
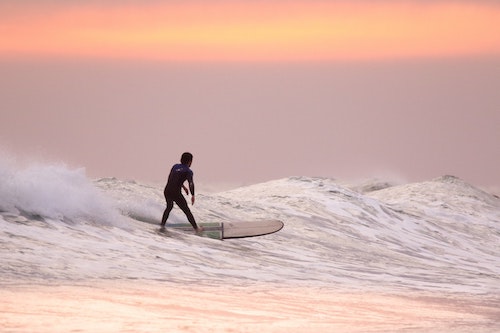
xmin=167 ymin=220 xmax=284 ymax=240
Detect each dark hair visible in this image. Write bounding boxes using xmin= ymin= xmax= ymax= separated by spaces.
xmin=181 ymin=152 xmax=193 ymax=164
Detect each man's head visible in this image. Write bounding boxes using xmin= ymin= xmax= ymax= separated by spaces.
xmin=181 ymin=152 xmax=193 ymax=166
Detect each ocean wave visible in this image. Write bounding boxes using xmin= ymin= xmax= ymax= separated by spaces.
xmin=1 ymin=160 xmax=499 ymax=294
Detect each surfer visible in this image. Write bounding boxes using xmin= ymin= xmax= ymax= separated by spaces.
xmin=161 ymin=152 xmax=203 ymax=232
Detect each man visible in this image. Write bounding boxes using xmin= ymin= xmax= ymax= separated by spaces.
xmin=161 ymin=152 xmax=203 ymax=232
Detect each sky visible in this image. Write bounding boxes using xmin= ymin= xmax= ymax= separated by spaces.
xmin=1 ymin=0 xmax=499 ymax=189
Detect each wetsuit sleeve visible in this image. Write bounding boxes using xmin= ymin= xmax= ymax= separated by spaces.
xmin=187 ymin=171 xmax=195 ymax=196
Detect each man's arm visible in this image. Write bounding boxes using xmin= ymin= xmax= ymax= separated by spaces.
xmin=188 ymin=180 xmax=195 ymax=205
xmin=187 ymin=171 xmax=195 ymax=205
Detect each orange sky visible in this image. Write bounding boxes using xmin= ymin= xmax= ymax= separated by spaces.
xmin=1 ymin=1 xmax=500 ymax=62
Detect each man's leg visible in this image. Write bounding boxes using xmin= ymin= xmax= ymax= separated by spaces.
xmin=174 ymin=195 xmax=198 ymax=230
xmin=161 ymin=198 xmax=174 ymax=226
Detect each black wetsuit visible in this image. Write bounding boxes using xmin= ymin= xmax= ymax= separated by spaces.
xmin=161 ymin=163 xmax=197 ymax=228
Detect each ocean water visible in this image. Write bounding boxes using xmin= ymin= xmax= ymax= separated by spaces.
xmin=1 ymin=160 xmax=499 ymax=332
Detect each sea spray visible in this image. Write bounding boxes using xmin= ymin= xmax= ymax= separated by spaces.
xmin=0 ymin=155 xmax=119 ymax=225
